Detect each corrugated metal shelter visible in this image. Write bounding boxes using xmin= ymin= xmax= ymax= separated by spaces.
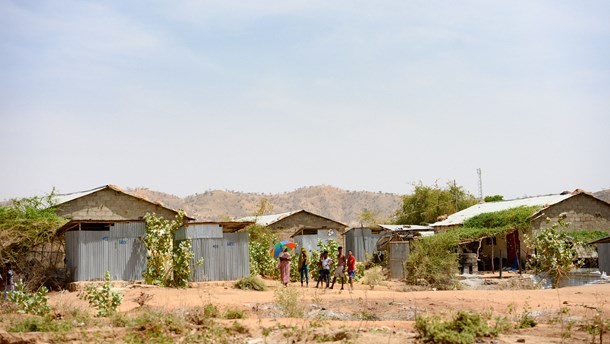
xmin=57 ymin=184 xmax=192 ymax=282
xmin=177 ymin=222 xmax=251 ymax=281
xmin=292 ymin=228 xmax=340 ymax=253
xmin=591 ymin=236 xmax=610 ymax=275
xmin=344 ymin=228 xmax=380 ymax=261
xmin=64 ymin=222 xmax=147 ymax=281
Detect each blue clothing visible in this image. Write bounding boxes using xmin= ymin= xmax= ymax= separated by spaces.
xmin=300 ymin=264 xmax=309 ymax=284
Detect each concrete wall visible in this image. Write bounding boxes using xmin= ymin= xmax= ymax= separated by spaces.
xmin=531 ymin=194 xmax=610 ymax=232
xmin=57 ymin=188 xmax=178 ymax=221
xmin=268 ymin=212 xmax=346 ymax=240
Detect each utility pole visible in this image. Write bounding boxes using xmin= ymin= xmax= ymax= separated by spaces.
xmin=477 ymin=168 xmax=483 ymax=201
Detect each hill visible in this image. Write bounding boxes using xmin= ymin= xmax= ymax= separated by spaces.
xmin=128 ymin=185 xmax=402 ymax=227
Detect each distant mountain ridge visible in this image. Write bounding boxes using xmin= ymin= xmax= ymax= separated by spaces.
xmin=127 ymin=185 xmax=403 ymax=227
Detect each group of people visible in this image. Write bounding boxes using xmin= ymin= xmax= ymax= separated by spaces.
xmin=278 ymin=245 xmax=356 ymax=290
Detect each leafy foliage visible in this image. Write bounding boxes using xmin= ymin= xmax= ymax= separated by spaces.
xmin=172 ymin=239 xmax=196 ymax=288
xmin=78 ymin=271 xmax=123 ymax=317
xmin=484 ymin=195 xmax=504 ymax=202
xmin=8 ymin=279 xmax=51 ymax=316
xmin=0 ymin=190 xmax=67 ymax=289
xmin=245 ymin=224 xmax=279 ymax=278
xmin=234 ymin=275 xmax=267 ymax=291
xmin=415 ymin=311 xmax=500 ymax=344
xmin=526 ymin=219 xmax=584 ymax=288
xmin=394 ymin=181 xmax=478 ymax=225
xmin=360 ymin=266 xmax=385 ymax=289
xmin=564 ymin=230 xmax=609 ymax=244
xmin=405 ymin=234 xmax=460 ymax=290
xmin=309 ymin=239 xmax=340 ymax=281
xmin=463 ymin=206 xmax=539 ymax=230
xmin=274 ymin=287 xmax=303 ymax=318
xmin=142 ymin=210 xmax=193 ymax=287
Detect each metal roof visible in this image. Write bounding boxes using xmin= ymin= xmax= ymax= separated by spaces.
xmin=430 ymin=193 xmax=573 ymax=227
xmin=55 ymin=184 xmax=194 ymax=220
xmin=237 ymin=210 xmax=301 ymax=226
xmin=237 ymin=209 xmax=347 ymax=228
xmin=378 ymin=224 xmax=433 ymax=231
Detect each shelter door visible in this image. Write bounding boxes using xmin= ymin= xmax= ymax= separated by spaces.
xmin=389 ymin=242 xmax=410 ymax=279
xmin=506 ymin=231 xmax=519 ymax=269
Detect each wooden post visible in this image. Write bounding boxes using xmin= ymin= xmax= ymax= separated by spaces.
xmin=499 ymin=249 xmax=503 ymax=279
xmin=491 ymin=237 xmax=495 ymax=274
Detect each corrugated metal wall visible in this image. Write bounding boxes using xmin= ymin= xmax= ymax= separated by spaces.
xmin=189 ymin=232 xmax=250 ymax=281
xmin=65 ymin=222 xmax=147 ymax=282
xmin=389 ymin=242 xmax=410 ymax=280
xmin=345 ymin=228 xmax=379 ymax=261
xmin=176 ymin=224 xmax=222 ymax=240
xmin=293 ymin=230 xmax=340 ymax=253
xmin=598 ymin=243 xmax=610 ymax=275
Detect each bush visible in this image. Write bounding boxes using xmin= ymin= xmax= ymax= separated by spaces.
xmin=360 ymin=266 xmax=385 ymax=289
xmin=309 ymin=239 xmax=340 ymax=281
xmin=225 ymin=308 xmax=246 ymax=319
xmin=246 ymin=225 xmax=279 ymax=278
xmin=274 ymin=287 xmax=303 ymax=318
xmin=8 ymin=316 xmax=72 ymax=333
xmin=8 ymin=280 xmax=51 ymax=316
xmin=78 ymin=271 xmax=122 ymax=317
xmin=235 ymin=276 xmax=267 ymax=291
xmin=416 ymin=311 xmax=499 ymax=344
xmin=405 ymin=234 xmax=460 ymax=290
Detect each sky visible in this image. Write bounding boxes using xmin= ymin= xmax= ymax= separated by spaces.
xmin=1 ymin=0 xmax=609 ymax=201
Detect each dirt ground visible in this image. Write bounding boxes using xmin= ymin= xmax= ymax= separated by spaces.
xmin=2 ymin=273 xmax=610 ymax=343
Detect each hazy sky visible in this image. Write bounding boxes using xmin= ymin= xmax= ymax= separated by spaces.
xmin=1 ymin=1 xmax=609 ymax=201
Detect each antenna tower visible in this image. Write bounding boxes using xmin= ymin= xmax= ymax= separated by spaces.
xmin=477 ymin=168 xmax=483 ymax=201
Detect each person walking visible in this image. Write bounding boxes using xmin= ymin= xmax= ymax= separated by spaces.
xmin=347 ymin=250 xmax=357 ymax=290
xmin=278 ymin=248 xmax=291 ymax=287
xmin=298 ymin=248 xmax=309 ymax=287
xmin=315 ymin=251 xmax=332 ymax=289
xmin=330 ymin=246 xmax=347 ymax=290
xmin=3 ymin=264 xmax=15 ymax=300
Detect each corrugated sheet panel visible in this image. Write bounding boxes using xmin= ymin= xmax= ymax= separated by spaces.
xmin=175 ymin=224 xmax=223 ymax=240
xmin=189 ymin=232 xmax=250 ymax=281
xmin=223 ymin=233 xmax=250 ymax=280
xmin=111 ymin=222 xmax=146 ymax=238
xmin=293 ymin=232 xmax=340 ymax=253
xmin=598 ymin=243 xmax=610 ymax=275
xmin=109 ymin=237 xmax=147 ymax=281
xmin=389 ymin=242 xmax=410 ymax=280
xmin=65 ymin=231 xmax=110 ymax=281
xmin=66 ymin=229 xmax=147 ymax=282
xmin=345 ymin=228 xmax=376 ymax=261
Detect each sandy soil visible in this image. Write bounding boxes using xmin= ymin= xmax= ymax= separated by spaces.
xmin=3 ymin=274 xmax=609 ymax=343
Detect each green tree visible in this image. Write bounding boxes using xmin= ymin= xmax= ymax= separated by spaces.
xmin=357 ymin=208 xmax=385 ymax=227
xmin=394 ymin=181 xmax=478 ymax=225
xmin=142 ymin=210 xmax=193 ymax=287
xmin=526 ymin=218 xmax=583 ymax=288
xmin=245 ymin=224 xmax=279 ymax=278
xmin=0 ymin=190 xmax=67 ymax=289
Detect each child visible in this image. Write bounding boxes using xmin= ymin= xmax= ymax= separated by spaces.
xmin=315 ymin=251 xmax=332 ymax=288
xmin=347 ymin=250 xmax=357 ymax=290
xmin=298 ymin=248 xmax=309 ymax=287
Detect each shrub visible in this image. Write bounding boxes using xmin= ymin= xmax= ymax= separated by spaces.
xmin=8 ymin=279 xmax=51 ymax=316
xmin=225 ymin=308 xmax=247 ymax=319
xmin=8 ymin=316 xmax=72 ymax=333
xmin=309 ymin=239 xmax=340 ymax=281
xmin=416 ymin=311 xmax=499 ymax=344
xmin=235 ymin=276 xmax=267 ymax=291
xmin=405 ymin=234 xmax=460 ymax=290
xmin=246 ymin=225 xmax=279 ymax=278
xmin=78 ymin=271 xmax=122 ymax=317
xmin=274 ymin=287 xmax=303 ymax=318
xmin=526 ymin=218 xmax=583 ymax=288
xmin=360 ymin=266 xmax=385 ymax=289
